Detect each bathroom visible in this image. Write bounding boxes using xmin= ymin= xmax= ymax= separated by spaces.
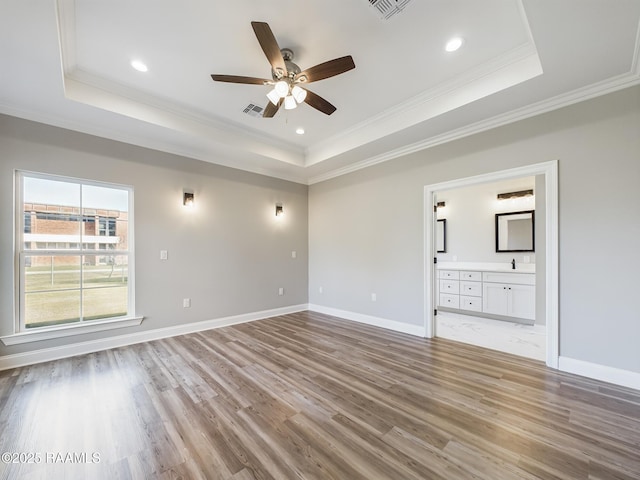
xmin=434 ymin=175 xmax=546 ymax=360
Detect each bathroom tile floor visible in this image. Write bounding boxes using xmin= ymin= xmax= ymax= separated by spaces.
xmin=436 ymin=311 xmax=546 ymax=361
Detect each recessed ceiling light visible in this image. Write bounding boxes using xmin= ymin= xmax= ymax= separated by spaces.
xmin=131 ymin=60 xmax=148 ymax=72
xmin=295 ymin=127 xmax=305 ymax=135
xmin=445 ymin=37 xmax=464 ymax=53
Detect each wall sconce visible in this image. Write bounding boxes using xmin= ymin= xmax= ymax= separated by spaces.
xmin=183 ymin=191 xmax=194 ymax=207
xmin=275 ymin=204 xmax=284 ymax=217
xmin=497 ymin=189 xmax=533 ymax=200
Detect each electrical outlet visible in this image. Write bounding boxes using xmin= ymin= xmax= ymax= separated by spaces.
xmin=278 ymin=287 xmax=284 ymax=296
xmin=183 ymin=298 xmax=191 ymax=308
xmin=371 ymin=293 xmax=377 ymax=302
xmin=160 ymin=250 xmax=168 ymax=260
xmin=291 ymin=251 xmax=297 ymax=259
xmin=319 ymin=286 xmax=323 ymax=294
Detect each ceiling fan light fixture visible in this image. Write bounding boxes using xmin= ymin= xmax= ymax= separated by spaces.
xmin=284 ymin=95 xmax=297 ymax=110
xmin=266 ymin=89 xmax=281 ymax=106
xmin=291 ymin=85 xmax=307 ymax=103
xmin=274 ymin=81 xmax=289 ymax=98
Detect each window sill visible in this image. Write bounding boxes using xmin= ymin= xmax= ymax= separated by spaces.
xmin=0 ymin=316 xmax=144 ymax=346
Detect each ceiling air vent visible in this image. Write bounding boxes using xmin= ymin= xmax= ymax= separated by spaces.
xmin=243 ymin=103 xmax=264 ymax=118
xmin=367 ymin=0 xmax=412 ymax=20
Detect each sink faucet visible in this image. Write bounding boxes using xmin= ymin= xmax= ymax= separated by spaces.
xmin=511 ymin=258 xmax=516 ymax=270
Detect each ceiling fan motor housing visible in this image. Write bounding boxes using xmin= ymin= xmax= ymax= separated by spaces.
xmin=272 ymin=48 xmax=302 ymax=82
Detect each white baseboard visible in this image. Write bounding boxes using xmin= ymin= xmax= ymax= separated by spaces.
xmin=308 ymin=304 xmax=425 ymax=337
xmin=0 ymin=304 xmax=308 ymax=371
xmin=558 ymin=356 xmax=640 ymax=391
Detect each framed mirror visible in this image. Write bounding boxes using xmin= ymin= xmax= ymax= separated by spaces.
xmin=436 ymin=219 xmax=446 ymax=253
xmin=495 ymin=210 xmax=534 ymax=252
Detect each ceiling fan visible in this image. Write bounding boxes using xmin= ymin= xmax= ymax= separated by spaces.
xmin=211 ymin=22 xmax=355 ymax=118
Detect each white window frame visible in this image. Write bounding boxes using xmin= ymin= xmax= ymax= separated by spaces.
xmin=1 ymin=171 xmax=142 ymax=346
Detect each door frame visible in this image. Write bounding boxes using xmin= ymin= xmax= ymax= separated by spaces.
xmin=423 ymin=160 xmax=559 ymax=368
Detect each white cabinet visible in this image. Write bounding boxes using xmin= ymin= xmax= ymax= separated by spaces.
xmin=437 ymin=268 xmax=535 ymax=322
xmin=482 ymin=272 xmax=535 ymax=321
xmin=438 ymin=270 xmax=482 ymax=313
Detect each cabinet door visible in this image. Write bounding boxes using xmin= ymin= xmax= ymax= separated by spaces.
xmin=509 ymin=284 xmax=535 ymax=320
xmin=483 ymin=282 xmax=509 ymax=316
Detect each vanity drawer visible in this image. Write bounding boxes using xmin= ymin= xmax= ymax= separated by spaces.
xmin=460 ymin=271 xmax=482 ymax=281
xmin=439 ymin=279 xmax=460 ymax=295
xmin=460 ymin=281 xmax=482 ymax=297
xmin=438 ymin=270 xmax=460 ymax=280
xmin=439 ymin=293 xmax=460 ymax=309
xmin=460 ymin=296 xmax=482 ymax=312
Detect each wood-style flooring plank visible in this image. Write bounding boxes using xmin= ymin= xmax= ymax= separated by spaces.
xmin=0 ymin=311 xmax=638 ymax=479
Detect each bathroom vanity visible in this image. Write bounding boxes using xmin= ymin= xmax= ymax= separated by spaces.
xmin=437 ymin=264 xmax=535 ymax=324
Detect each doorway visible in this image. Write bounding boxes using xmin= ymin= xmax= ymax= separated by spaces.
xmin=423 ymin=161 xmax=558 ymax=368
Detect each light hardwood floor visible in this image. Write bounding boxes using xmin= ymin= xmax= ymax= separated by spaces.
xmin=0 ymin=311 xmax=638 ymax=479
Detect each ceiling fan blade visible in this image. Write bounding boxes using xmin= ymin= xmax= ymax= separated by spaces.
xmin=211 ymin=74 xmax=270 ymax=85
xmin=304 ymin=89 xmax=337 ymax=115
xmin=263 ymin=98 xmax=282 ymax=118
xmin=251 ymin=21 xmax=286 ymax=76
xmin=296 ymin=56 xmax=355 ymax=83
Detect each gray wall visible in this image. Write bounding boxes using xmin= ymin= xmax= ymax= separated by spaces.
xmin=0 ymin=115 xmax=309 ymax=357
xmin=309 ymin=85 xmax=640 ymax=373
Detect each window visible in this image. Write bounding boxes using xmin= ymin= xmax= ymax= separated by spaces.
xmin=98 ymin=217 xmax=117 ymax=236
xmin=17 ymin=172 xmax=134 ymax=331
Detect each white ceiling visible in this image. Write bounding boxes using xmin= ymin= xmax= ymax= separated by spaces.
xmin=1 ymin=0 xmax=639 ymax=184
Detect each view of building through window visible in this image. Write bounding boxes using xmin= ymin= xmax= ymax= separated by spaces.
xmin=19 ymin=173 xmax=132 ymax=329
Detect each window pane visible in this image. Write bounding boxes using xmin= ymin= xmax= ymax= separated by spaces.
xmin=25 ymin=290 xmax=81 ymax=328
xmin=23 ymin=178 xmax=81 ymax=249
xmin=83 ymin=184 xmax=128 ymax=213
xmin=82 ymin=255 xmax=128 ymax=288
xmin=83 ymin=287 xmax=128 ymax=320
xmin=82 ymin=255 xmax=129 ymax=320
xmin=82 ymin=255 xmax=128 ymax=320
xmin=24 ymin=256 xmax=81 ymax=292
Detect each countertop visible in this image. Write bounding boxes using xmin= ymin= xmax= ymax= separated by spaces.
xmin=436 ymin=262 xmax=536 ymax=274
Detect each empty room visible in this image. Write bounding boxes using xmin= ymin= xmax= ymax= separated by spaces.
xmin=1 ymin=1 xmax=639 ymax=479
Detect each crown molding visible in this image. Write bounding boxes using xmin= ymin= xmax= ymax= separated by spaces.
xmin=0 ymin=103 xmax=309 ymax=185
xmin=308 ymin=70 xmax=640 ymax=185
xmin=63 ymin=72 xmax=306 ymax=167
xmin=305 ymin=42 xmax=542 ymax=167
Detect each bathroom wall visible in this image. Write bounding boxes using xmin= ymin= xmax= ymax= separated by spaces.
xmin=436 ymin=176 xmax=537 ymax=265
